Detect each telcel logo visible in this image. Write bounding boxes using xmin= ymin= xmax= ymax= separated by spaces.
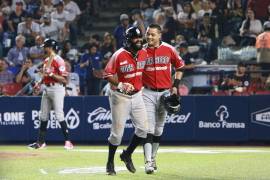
xmin=251 ymin=107 xmax=270 ymax=127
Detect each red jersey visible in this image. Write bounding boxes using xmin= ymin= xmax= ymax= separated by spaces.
xmin=143 ymin=42 xmax=185 ymax=89
xmin=43 ymin=54 xmax=68 ymax=84
xmin=104 ymin=48 xmax=147 ymax=91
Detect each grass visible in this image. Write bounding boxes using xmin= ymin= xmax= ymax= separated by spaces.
xmin=0 ymin=145 xmax=270 ymax=180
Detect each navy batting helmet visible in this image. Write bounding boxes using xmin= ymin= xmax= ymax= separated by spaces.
xmin=41 ymin=38 xmax=58 ymax=50
xmin=124 ymin=27 xmax=143 ymax=50
xmin=161 ymin=94 xmax=181 ymax=114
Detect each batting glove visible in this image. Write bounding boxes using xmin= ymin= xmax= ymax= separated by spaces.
xmin=117 ymin=82 xmax=134 ymax=93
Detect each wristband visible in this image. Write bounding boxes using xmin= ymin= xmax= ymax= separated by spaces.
xmin=173 ymin=79 xmax=181 ymax=88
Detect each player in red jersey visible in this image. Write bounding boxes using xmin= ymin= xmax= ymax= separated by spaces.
xmin=142 ymin=24 xmax=185 ymax=174
xmin=104 ymin=27 xmax=148 ymax=175
xmin=28 ymin=39 xmax=73 ymax=150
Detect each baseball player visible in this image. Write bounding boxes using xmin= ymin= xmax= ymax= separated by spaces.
xmin=142 ymin=23 xmax=185 ymax=174
xmin=28 ymin=39 xmax=73 ymax=150
xmin=104 ymin=27 xmax=148 ymax=175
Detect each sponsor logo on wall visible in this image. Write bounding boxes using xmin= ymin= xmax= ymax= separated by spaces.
xmin=0 ymin=112 xmax=25 ymax=126
xmin=32 ymin=108 xmax=80 ymax=129
xmin=198 ymin=105 xmax=245 ymax=129
xmin=165 ymin=113 xmax=191 ymax=124
xmin=251 ymin=107 xmax=270 ymax=127
xmin=87 ymin=107 xmax=133 ymax=130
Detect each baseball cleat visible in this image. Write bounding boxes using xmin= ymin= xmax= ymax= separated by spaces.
xmin=64 ymin=141 xmax=74 ymax=150
xmin=120 ymin=150 xmax=136 ymax=173
xmin=28 ymin=142 xmax=46 ymax=149
xmin=152 ymin=159 xmax=157 ymax=171
xmin=145 ymin=161 xmax=154 ymax=174
xmin=106 ymin=162 xmax=116 ymax=175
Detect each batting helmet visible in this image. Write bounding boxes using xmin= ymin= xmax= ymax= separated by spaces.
xmin=161 ymin=94 xmax=181 ymax=114
xmin=124 ymin=27 xmax=143 ymax=49
xmin=41 ymin=38 xmax=58 ymax=50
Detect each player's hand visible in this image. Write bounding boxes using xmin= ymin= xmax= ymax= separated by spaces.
xmin=117 ymin=82 xmax=134 ymax=93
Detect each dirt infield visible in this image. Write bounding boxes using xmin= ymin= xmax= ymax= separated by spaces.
xmin=0 ymin=151 xmax=51 ymax=159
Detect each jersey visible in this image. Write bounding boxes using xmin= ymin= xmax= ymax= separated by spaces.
xmin=104 ymin=48 xmax=147 ymax=91
xmin=142 ymin=42 xmax=185 ymax=89
xmin=43 ymin=55 xmax=68 ymax=85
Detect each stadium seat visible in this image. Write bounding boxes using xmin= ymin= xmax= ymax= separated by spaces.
xmin=1 ymin=83 xmax=22 ymax=96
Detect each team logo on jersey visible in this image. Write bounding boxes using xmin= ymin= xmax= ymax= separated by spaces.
xmin=59 ymin=65 xmax=66 ymax=72
xmin=0 ymin=112 xmax=25 ymax=126
xmin=120 ymin=60 xmax=128 ymax=65
xmin=251 ymin=107 xmax=270 ymax=127
xmin=198 ymin=105 xmax=245 ymax=129
xmin=32 ymin=108 xmax=80 ymax=129
xmin=87 ymin=107 xmax=133 ymax=130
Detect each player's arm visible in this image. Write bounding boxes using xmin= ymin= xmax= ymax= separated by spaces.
xmin=171 ymin=48 xmax=185 ymax=95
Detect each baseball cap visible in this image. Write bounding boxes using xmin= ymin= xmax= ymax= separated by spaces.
xmin=120 ymin=14 xmax=129 ymax=21
xmin=53 ymin=0 xmax=64 ymax=6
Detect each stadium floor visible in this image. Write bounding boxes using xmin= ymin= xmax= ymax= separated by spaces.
xmin=0 ymin=145 xmax=270 ymax=180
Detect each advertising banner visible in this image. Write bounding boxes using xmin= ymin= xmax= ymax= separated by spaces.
xmin=0 ymin=97 xmax=29 ymax=141
xmin=250 ymin=95 xmax=270 ymax=140
xmin=194 ymin=96 xmax=249 ymax=141
xmin=162 ymin=96 xmax=195 ymax=141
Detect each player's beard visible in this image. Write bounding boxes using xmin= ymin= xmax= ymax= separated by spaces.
xmin=131 ymin=39 xmax=143 ymax=51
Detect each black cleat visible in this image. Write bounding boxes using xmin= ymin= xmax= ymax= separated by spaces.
xmin=106 ymin=162 xmax=116 ymax=175
xmin=28 ymin=142 xmax=46 ymax=149
xmin=120 ymin=150 xmax=136 ymax=173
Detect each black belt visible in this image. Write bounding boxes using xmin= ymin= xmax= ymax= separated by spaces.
xmin=145 ymin=87 xmax=168 ymax=92
xmin=116 ymin=89 xmax=139 ymax=96
xmin=45 ymin=83 xmax=64 ymax=87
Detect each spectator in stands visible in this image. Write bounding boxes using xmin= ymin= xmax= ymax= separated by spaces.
xmin=131 ymin=9 xmax=146 ymax=35
xmin=41 ymin=0 xmax=55 ymax=14
xmin=113 ymin=13 xmax=130 ymax=49
xmin=153 ymin=11 xmax=166 ymax=29
xmin=176 ymin=42 xmax=195 ymax=94
xmin=7 ymin=34 xmax=29 ymax=68
xmin=15 ymin=56 xmax=32 ymax=84
xmin=40 ymin=13 xmax=64 ymax=42
xmin=81 ymin=33 xmax=101 ymax=52
xmin=29 ymin=35 xmax=44 ymax=65
xmin=65 ymin=61 xmax=79 ymax=96
xmin=225 ymin=0 xmax=244 ymax=36
xmin=17 ymin=13 xmax=41 ymax=46
xmin=162 ymin=7 xmax=178 ymax=43
xmin=221 ymin=62 xmax=250 ymax=95
xmin=78 ymin=43 xmax=103 ymax=95
xmin=11 ymin=0 xmax=26 ymax=11
xmin=51 ymin=0 xmax=70 ymax=42
xmin=0 ymin=58 xmax=14 ymax=85
xmin=191 ymin=0 xmax=202 ymax=14
xmin=100 ymin=32 xmax=115 ymax=64
xmin=239 ymin=8 xmax=262 ymax=46
xmin=63 ymin=0 xmax=81 ymax=46
xmin=7 ymin=0 xmax=27 ymax=34
xmin=178 ymin=2 xmax=197 ymax=41
xmin=197 ymin=0 xmax=212 ymax=19
xmin=140 ymin=0 xmax=156 ymax=27
xmin=59 ymin=40 xmax=79 ymax=70
xmin=25 ymin=0 xmax=41 ymax=16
